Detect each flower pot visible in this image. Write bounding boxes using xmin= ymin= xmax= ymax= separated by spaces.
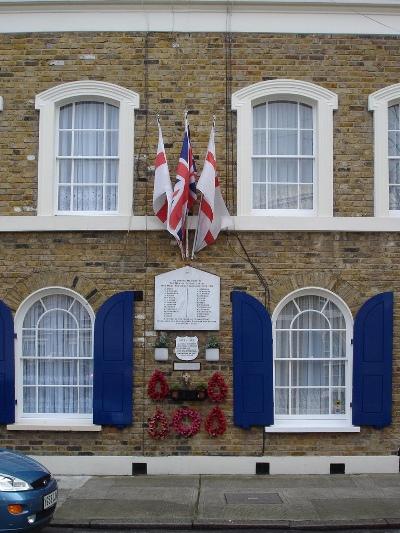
xmin=206 ymin=348 xmax=220 ymax=361
xmin=155 ymin=347 xmax=168 ymax=361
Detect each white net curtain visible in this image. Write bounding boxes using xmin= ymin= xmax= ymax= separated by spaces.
xmin=21 ymin=294 xmax=93 ymax=416
xmin=274 ymin=294 xmax=348 ymax=417
xmin=252 ymin=100 xmax=314 ymax=210
xmin=57 ymin=101 xmax=119 ymax=212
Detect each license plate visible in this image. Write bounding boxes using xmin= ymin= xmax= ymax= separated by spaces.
xmin=43 ymin=489 xmax=58 ymax=510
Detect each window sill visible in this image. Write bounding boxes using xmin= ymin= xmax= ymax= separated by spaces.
xmin=265 ymin=423 xmax=360 ymax=433
xmin=7 ymin=421 xmax=102 ymax=432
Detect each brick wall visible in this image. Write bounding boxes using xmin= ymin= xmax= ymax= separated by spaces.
xmin=0 ymin=32 xmax=399 ymax=457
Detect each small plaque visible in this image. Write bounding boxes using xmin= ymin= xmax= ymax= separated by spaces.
xmin=175 ymin=336 xmax=198 ymax=361
xmin=174 ymin=362 xmax=201 ymax=371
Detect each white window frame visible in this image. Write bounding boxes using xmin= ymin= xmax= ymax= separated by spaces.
xmin=369 ymin=84 xmax=400 ymax=217
xmin=232 ymin=79 xmax=338 ymax=218
xmin=35 ymin=81 xmax=139 ymax=217
xmin=266 ymin=287 xmax=360 ymax=433
xmin=8 ymin=286 xmax=101 ymax=432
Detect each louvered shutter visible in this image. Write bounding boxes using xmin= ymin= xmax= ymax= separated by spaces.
xmin=0 ymin=300 xmax=15 ymax=425
xmin=93 ymin=292 xmax=134 ymax=427
xmin=232 ymin=291 xmax=274 ymax=428
xmin=353 ymin=292 xmax=393 ymax=428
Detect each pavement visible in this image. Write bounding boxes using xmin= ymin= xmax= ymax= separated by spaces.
xmin=50 ymin=473 xmax=400 ymax=530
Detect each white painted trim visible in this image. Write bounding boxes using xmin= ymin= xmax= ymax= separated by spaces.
xmin=232 ymin=80 xmax=337 ymax=217
xmin=0 ymin=97 xmax=3 ymax=112
xmin=14 ymin=286 xmax=95 ymax=425
xmin=1 ymin=5 xmax=400 ymax=35
xmin=8 ymin=422 xmax=101 ymax=431
xmin=2 ymin=215 xmax=400 ymax=231
xmin=29 ymin=454 xmax=399 ymax=476
xmin=369 ymin=84 xmax=400 ymax=217
xmin=35 ymin=81 xmax=139 ymax=217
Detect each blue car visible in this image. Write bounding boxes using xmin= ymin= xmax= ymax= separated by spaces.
xmin=0 ymin=449 xmax=57 ymax=532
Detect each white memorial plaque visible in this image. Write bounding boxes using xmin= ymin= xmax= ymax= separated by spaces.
xmin=174 ymin=362 xmax=201 ymax=371
xmin=175 ymin=336 xmax=198 ymax=361
xmin=154 ymin=266 xmax=220 ymax=330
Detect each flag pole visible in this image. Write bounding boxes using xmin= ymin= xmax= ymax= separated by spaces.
xmin=191 ymin=193 xmax=203 ymax=260
xmin=184 ymin=110 xmax=190 ymax=260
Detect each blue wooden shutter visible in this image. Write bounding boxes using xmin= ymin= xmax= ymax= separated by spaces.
xmin=93 ymin=291 xmax=134 ymax=427
xmin=232 ymin=291 xmax=274 ymax=428
xmin=353 ymin=292 xmax=393 ymax=428
xmin=0 ymin=300 xmax=15 ymax=425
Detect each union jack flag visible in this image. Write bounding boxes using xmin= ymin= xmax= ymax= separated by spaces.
xmin=168 ymin=115 xmax=197 ymax=256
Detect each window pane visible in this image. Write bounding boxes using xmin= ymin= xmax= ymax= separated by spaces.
xmin=39 ymin=309 xmax=75 ymax=328
xmin=296 ymin=295 xmax=326 ymax=312
xmin=253 ymin=104 xmax=266 ymax=128
xmin=59 ymin=132 xmax=72 ymax=156
xmin=58 ymin=186 xmax=71 ymax=211
xmin=74 ymin=160 xmax=103 ymax=184
xmin=269 ymin=130 xmax=297 ymax=155
xmin=324 ymin=300 xmax=346 ymax=329
xmin=59 ymin=160 xmax=72 ymax=183
xmin=105 ymin=160 xmax=118 ymax=184
xmin=253 ymin=183 xmax=266 ymax=209
xmin=389 ymin=104 xmax=399 ymax=130
xmin=79 ymin=360 xmax=93 ymax=385
xmin=74 ymin=132 xmax=104 ymax=156
xmin=23 ymin=387 xmax=36 ymax=413
xmin=79 ymin=330 xmax=92 ymax=358
xmin=267 ymin=158 xmax=298 ymax=183
xmin=293 ymin=310 xmax=329 ymax=329
xmin=106 ymin=104 xmax=119 ymax=129
xmin=253 ymin=129 xmax=266 ymax=155
xmin=291 ymin=361 xmax=329 ymax=386
xmin=105 ymin=132 xmax=118 ymax=156
xmin=389 ymin=185 xmax=400 ymax=210
xmin=43 ymin=294 xmax=73 ymax=311
xmin=389 ymin=159 xmax=400 ymax=184
xmin=38 ymin=360 xmax=77 ymax=385
xmin=275 ymin=360 xmax=289 ymax=385
xmin=275 ymin=388 xmax=289 ymax=415
xmin=267 ymin=184 xmax=298 ymax=209
xmin=253 ymin=158 xmax=266 ymax=183
xmin=73 ymin=185 xmax=103 ymax=211
xmin=70 ymin=301 xmax=92 ymax=328
xmin=74 ymin=102 xmax=104 ymax=129
xmin=292 ymin=330 xmax=330 ymax=358
xmin=389 ymin=131 xmax=400 ymax=156
xmin=275 ymin=331 xmax=290 ymax=359
xmin=300 ymin=130 xmax=313 ymax=155
xmin=300 ymin=103 xmax=313 ymax=129
xmin=299 ymin=185 xmax=313 ymax=209
xmin=331 ymin=362 xmax=346 ymax=386
xmin=269 ymin=101 xmax=297 ymax=128
xmin=291 ymin=388 xmax=329 ymax=415
xmin=331 ymin=388 xmax=346 ymax=414
xmin=299 ymin=159 xmax=313 ymax=183
xmin=276 ymin=301 xmax=298 ymax=329
xmin=23 ymin=360 xmax=36 ymax=385
xmin=38 ymin=330 xmax=78 ymax=358
xmin=38 ymin=387 xmax=78 ymax=414
xmin=105 ymin=186 xmax=118 ymax=211
xmin=22 ymin=331 xmax=35 ymax=358
xmin=23 ymin=300 xmax=45 ymax=328
xmin=332 ymin=331 xmax=346 ymax=358
xmin=59 ymin=104 xmax=73 ymax=129
xmin=79 ymin=387 xmax=93 ymax=414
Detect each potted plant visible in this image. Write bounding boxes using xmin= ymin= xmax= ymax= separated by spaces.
xmin=155 ymin=334 xmax=169 ymax=361
xmin=205 ymin=336 xmax=220 ymax=361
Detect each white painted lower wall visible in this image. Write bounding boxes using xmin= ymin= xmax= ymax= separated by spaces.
xmin=30 ymin=455 xmax=399 ymax=476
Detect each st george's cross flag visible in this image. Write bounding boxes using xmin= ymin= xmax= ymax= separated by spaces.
xmin=168 ymin=115 xmax=197 ymax=255
xmin=153 ymin=119 xmax=173 ymax=225
xmin=192 ymin=122 xmax=233 ymax=255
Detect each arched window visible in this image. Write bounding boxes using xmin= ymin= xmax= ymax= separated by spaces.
xmin=273 ymin=288 xmax=353 ymax=429
xmin=232 ymin=79 xmax=338 ymax=218
xmin=35 ymin=81 xmax=140 ymax=217
xmin=15 ymin=288 xmax=94 ymax=423
xmin=369 ymin=84 xmax=400 ymax=216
